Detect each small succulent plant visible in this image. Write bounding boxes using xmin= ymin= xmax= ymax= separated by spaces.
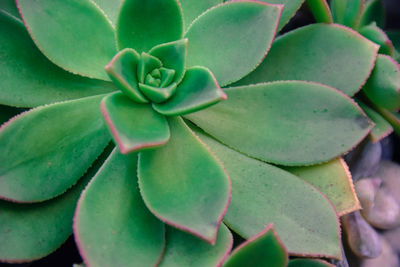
xmin=1 ymin=0 xmax=400 ymax=266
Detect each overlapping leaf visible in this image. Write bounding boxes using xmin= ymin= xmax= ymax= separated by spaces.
xmin=179 ymin=0 xmax=221 ymax=30
xmin=187 ymin=81 xmax=373 ymax=166
xmin=74 ymin=149 xmax=165 ymax=267
xmin=306 ymin=0 xmax=333 ymax=23
xmin=258 ymin=0 xmax=304 ymax=30
xmin=0 ymin=12 xmax=115 ymax=108
xmin=331 ymin=0 xmax=365 ymax=28
xmin=194 ymin=130 xmax=341 ymax=259
xmin=17 ymin=0 xmax=117 ymax=81
xmin=235 ymin=23 xmax=379 ymax=96
xmin=358 ymin=101 xmax=393 ymax=142
xmin=138 ymin=117 xmax=230 ymax=244
xmin=160 ymin=224 xmax=232 ymax=267
xmin=0 ymin=95 xmax=110 ymax=202
xmin=92 ymin=0 xmax=123 ymax=25
xmin=185 ymin=0 xmax=282 ymax=86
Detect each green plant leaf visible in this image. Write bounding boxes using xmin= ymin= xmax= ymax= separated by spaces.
xmin=138 ymin=117 xmax=231 ymax=244
xmin=0 ymin=105 xmax=25 ymax=126
xmin=358 ymin=0 xmax=385 ymax=28
xmin=160 ymin=224 xmax=232 ymax=267
xmin=331 ymin=0 xmax=365 ymax=28
xmin=288 ymin=259 xmax=335 ymax=267
xmin=185 ymin=0 xmax=282 ymax=86
xmin=0 ymin=95 xmax=110 ymax=202
xmin=179 ymin=0 xmax=221 ymax=30
xmin=149 ymin=39 xmax=188 ymax=85
xmin=235 ymin=23 xmax=379 ymax=96
xmin=223 ymin=225 xmax=288 ymax=267
xmin=306 ymin=0 xmax=333 ymax=23
xmin=358 ymin=101 xmax=393 ymax=143
xmin=117 ymin=0 xmax=183 ymax=53
xmin=187 ymin=81 xmax=373 ymax=166
xmin=359 ymin=22 xmax=394 ymax=56
xmin=0 ymin=12 xmax=115 ymax=108
xmin=101 ymin=92 xmax=169 ymax=154
xmin=284 ymin=158 xmax=360 ymax=216
xmin=74 ymin=149 xmax=165 ymax=267
xmin=194 ymin=130 xmax=342 ymax=259
xmin=0 ymin=0 xmax=20 ymax=20
xmin=0 ymin=154 xmax=98 ymax=262
xmin=387 ymin=31 xmax=400 ymax=51
xmin=92 ymin=0 xmax=123 ymax=25
xmin=257 ymin=0 xmax=304 ymax=31
xmin=105 ymin=48 xmax=148 ymax=103
xmin=363 ymin=54 xmax=400 ymax=111
xmin=153 ymin=67 xmax=226 ymax=116
xmin=17 ymin=0 xmax=116 ymax=81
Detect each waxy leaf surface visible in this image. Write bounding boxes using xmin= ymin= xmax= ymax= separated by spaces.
xmin=358 ymin=0 xmax=385 ymax=28
xmin=179 ymin=0 xmax=221 ymax=30
xmin=92 ymin=0 xmax=123 ymax=25
xmin=0 ymin=157 xmax=96 ymax=262
xmin=138 ymin=117 xmax=230 ymax=244
xmin=117 ymin=0 xmax=183 ymax=52
xmin=258 ymin=0 xmax=304 ymax=30
xmin=358 ymin=101 xmax=393 ymax=143
xmin=185 ymin=1 xmax=282 ymax=86
xmin=149 ymin=39 xmax=188 ymax=85
xmin=74 ymin=149 xmax=165 ymax=267
xmin=0 ymin=95 xmax=110 ymax=202
xmin=359 ymin=23 xmax=394 ymax=56
xmin=17 ymin=0 xmax=116 ymax=81
xmin=223 ymin=225 xmax=288 ymax=267
xmin=306 ymin=0 xmax=333 ymax=23
xmin=288 ymin=259 xmax=335 ymax=267
xmin=195 ymin=131 xmax=341 ymax=258
xmin=0 ymin=0 xmax=20 ymax=20
xmin=0 ymin=12 xmax=115 ymax=108
xmin=331 ymin=0 xmax=364 ymax=28
xmin=236 ymin=24 xmax=379 ymax=96
xmin=160 ymin=224 xmax=232 ymax=267
xmin=153 ymin=67 xmax=226 ymax=116
xmin=284 ymin=158 xmax=360 ymax=216
xmin=101 ymin=92 xmax=170 ymax=154
xmin=187 ymin=81 xmax=373 ymax=166
xmin=363 ymin=54 xmax=400 ymax=111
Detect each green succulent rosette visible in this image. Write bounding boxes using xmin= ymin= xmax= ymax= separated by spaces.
xmin=1 ymin=0 xmax=395 ymax=265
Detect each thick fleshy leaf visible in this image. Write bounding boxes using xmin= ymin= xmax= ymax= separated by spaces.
xmin=0 ymin=12 xmax=115 ymax=108
xmin=306 ymin=0 xmax=333 ymax=23
xmin=387 ymin=31 xmax=400 ymax=51
xmin=258 ymin=0 xmax=304 ymax=31
xmin=187 ymin=81 xmax=373 ymax=166
xmin=0 ymin=0 xmax=20 ymax=20
xmin=17 ymin=0 xmax=117 ymax=81
xmin=117 ymin=0 xmax=183 ymax=52
xmin=288 ymin=259 xmax=335 ymax=267
xmin=235 ymin=23 xmax=379 ymax=96
xmin=194 ymin=130 xmax=341 ymax=259
xmin=138 ymin=117 xmax=230 ymax=244
xmin=92 ymin=0 xmax=123 ymax=25
xmin=0 ymin=153 xmax=100 ymax=262
xmin=358 ymin=0 xmax=385 ymax=28
xmin=101 ymin=92 xmax=169 ymax=154
xmin=105 ymin=49 xmax=148 ymax=103
xmin=363 ymin=55 xmax=400 ymax=111
xmin=179 ymin=0 xmax=221 ymax=30
xmin=160 ymin=224 xmax=232 ymax=267
xmin=223 ymin=225 xmax=288 ymax=267
xmin=374 ymin=107 xmax=400 ymax=135
xmin=149 ymin=39 xmax=188 ymax=85
xmin=74 ymin=149 xmax=165 ymax=267
xmin=153 ymin=67 xmax=226 ymax=116
xmin=331 ymin=0 xmax=365 ymax=28
xmin=185 ymin=1 xmax=282 ymax=86
xmin=0 ymin=95 xmax=110 ymax=202
xmin=359 ymin=22 xmax=394 ymax=56
xmin=284 ymin=158 xmax=360 ymax=216
xmin=358 ymin=101 xmax=393 ymax=143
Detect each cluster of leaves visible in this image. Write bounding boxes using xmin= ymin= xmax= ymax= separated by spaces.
xmin=0 ymin=0 xmax=399 ymax=266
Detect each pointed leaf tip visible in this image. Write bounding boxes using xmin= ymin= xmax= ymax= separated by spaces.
xmin=138 ymin=117 xmax=231 ymax=244
xmin=101 ymin=92 xmax=170 ymax=154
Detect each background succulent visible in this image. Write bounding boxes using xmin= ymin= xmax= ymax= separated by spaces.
xmin=0 ymin=0 xmax=399 ymax=266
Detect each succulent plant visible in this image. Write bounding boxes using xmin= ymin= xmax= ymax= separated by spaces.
xmin=1 ymin=0 xmax=399 ymax=266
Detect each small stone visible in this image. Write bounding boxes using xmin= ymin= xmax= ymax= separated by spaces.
xmin=342 ymin=211 xmax=382 ymax=258
xmin=360 ymin=236 xmax=399 ymax=267
xmin=375 ymin=160 xmax=400 ymax=205
xmin=383 ymin=226 xmax=400 ymax=253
